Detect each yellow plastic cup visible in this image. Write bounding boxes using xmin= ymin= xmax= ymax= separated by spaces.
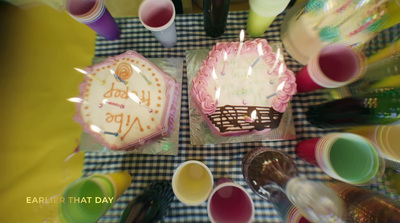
xmin=172 ymin=160 xmax=214 ymax=205
xmin=348 ymin=125 xmax=400 ymax=162
xmin=247 ymin=9 xmax=276 ymax=37
xmin=247 ymin=0 xmax=290 ymax=37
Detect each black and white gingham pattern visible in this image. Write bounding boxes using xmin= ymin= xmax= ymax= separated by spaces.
xmin=84 ymin=11 xmax=400 ymax=222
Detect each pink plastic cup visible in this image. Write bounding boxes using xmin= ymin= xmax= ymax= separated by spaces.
xmin=296 ymin=44 xmax=366 ymax=92
xmin=207 ymin=179 xmax=254 ymax=223
xmin=139 ymin=0 xmax=177 ymax=48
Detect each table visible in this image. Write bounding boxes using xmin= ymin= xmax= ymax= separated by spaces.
xmin=83 ymin=11 xmax=400 ymax=222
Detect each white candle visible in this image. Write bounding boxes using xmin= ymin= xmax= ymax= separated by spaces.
xmin=221 ymin=52 xmax=228 ymax=76
xmin=90 ymin=124 xmax=119 ymax=137
xmin=131 ymin=64 xmax=152 ymax=85
xmin=236 ymin=29 xmax=245 ymax=58
xmin=74 ymin=68 xmax=105 ymax=85
xmin=128 ymin=92 xmax=153 ymax=113
xmin=251 ymin=43 xmax=264 ymax=68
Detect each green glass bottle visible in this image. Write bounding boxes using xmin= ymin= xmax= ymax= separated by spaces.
xmin=306 ymin=87 xmax=400 ymax=128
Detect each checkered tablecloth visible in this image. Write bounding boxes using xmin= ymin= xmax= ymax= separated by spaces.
xmin=84 ymin=11 xmax=400 ymax=223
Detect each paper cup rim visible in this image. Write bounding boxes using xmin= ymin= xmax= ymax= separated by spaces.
xmin=316 ymin=133 xmax=382 ymax=185
xmin=375 ymin=125 xmax=400 ymax=161
xmin=207 ymin=182 xmax=255 ymax=223
xmin=67 ymin=0 xmax=105 ymax=24
xmin=307 ymin=44 xmax=366 ymax=88
xmin=138 ymin=0 xmax=176 ymax=32
xmin=172 ymin=160 xmax=214 ymax=206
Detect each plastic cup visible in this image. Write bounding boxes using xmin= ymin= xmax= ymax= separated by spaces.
xmin=139 ymin=0 xmax=177 ymax=48
xmin=67 ymin=0 xmax=120 ymax=40
xmin=348 ymin=125 xmax=400 ymax=169
xmin=58 ymin=172 xmax=131 ymax=223
xmin=296 ymin=133 xmax=384 ymax=185
xmin=172 ymin=160 xmax=214 ymax=205
xmin=296 ymin=44 xmax=366 ymax=92
xmin=207 ymin=179 xmax=254 ymax=223
xmin=247 ymin=0 xmax=290 ymax=37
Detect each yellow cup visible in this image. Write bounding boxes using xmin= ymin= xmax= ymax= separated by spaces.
xmin=102 ymin=171 xmax=132 ymax=199
xmin=348 ymin=125 xmax=400 ymax=162
xmin=172 ymin=161 xmax=214 ymax=205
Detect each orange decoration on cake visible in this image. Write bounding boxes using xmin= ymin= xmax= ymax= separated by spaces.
xmin=115 ymin=62 xmax=133 ymax=81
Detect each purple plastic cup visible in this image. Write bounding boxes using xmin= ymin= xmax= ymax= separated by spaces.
xmin=67 ymin=0 xmax=120 ymax=41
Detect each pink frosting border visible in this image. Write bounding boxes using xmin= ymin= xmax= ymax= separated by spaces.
xmin=191 ymin=39 xmax=297 ymax=115
xmin=74 ymin=50 xmax=180 ymax=150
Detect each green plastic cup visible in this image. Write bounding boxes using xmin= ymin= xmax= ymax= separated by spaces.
xmin=58 ymin=172 xmax=131 ymax=223
xmin=247 ymin=0 xmax=290 ymax=37
xmin=317 ymin=133 xmax=385 ymax=185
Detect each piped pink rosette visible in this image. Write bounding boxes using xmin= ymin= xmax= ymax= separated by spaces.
xmin=191 ymin=39 xmax=297 ymax=135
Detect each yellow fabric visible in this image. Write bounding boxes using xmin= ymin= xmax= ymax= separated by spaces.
xmin=0 ymin=3 xmax=94 ymax=222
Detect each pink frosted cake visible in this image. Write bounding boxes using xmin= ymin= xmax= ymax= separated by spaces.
xmin=74 ymin=51 xmax=180 ymax=150
xmin=191 ymin=39 xmax=296 ymax=136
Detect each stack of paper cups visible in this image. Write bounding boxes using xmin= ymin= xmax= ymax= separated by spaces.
xmin=348 ymin=125 xmax=400 ymax=170
xmin=297 ymin=133 xmax=385 ymax=185
xmin=67 ymin=0 xmax=120 ymax=40
xmin=247 ymin=0 xmax=291 ymax=37
xmin=296 ymin=44 xmax=367 ymax=92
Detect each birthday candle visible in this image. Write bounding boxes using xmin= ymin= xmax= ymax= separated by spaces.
xmin=247 ymin=66 xmax=252 ymax=77
xmin=128 ymin=92 xmax=153 ymax=113
xmin=212 ymin=67 xmax=218 ymax=81
xmin=215 ymin=87 xmax=221 ymax=104
xmin=131 ymin=64 xmax=152 ymax=85
xmin=266 ymin=81 xmax=285 ymax=99
xmin=268 ymin=48 xmax=281 ymax=74
xmin=90 ymin=124 xmax=119 ymax=137
xmin=67 ymin=97 xmax=87 ymax=104
xmin=102 ymin=99 xmax=125 ymax=109
xmin=236 ymin=29 xmax=245 ymax=58
xmin=74 ymin=68 xmax=105 ymax=85
xmin=110 ymin=69 xmax=128 ymax=85
xmin=251 ymin=43 xmax=264 ymax=68
xmin=244 ymin=110 xmax=258 ymax=123
xmin=221 ymin=52 xmax=228 ymax=76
